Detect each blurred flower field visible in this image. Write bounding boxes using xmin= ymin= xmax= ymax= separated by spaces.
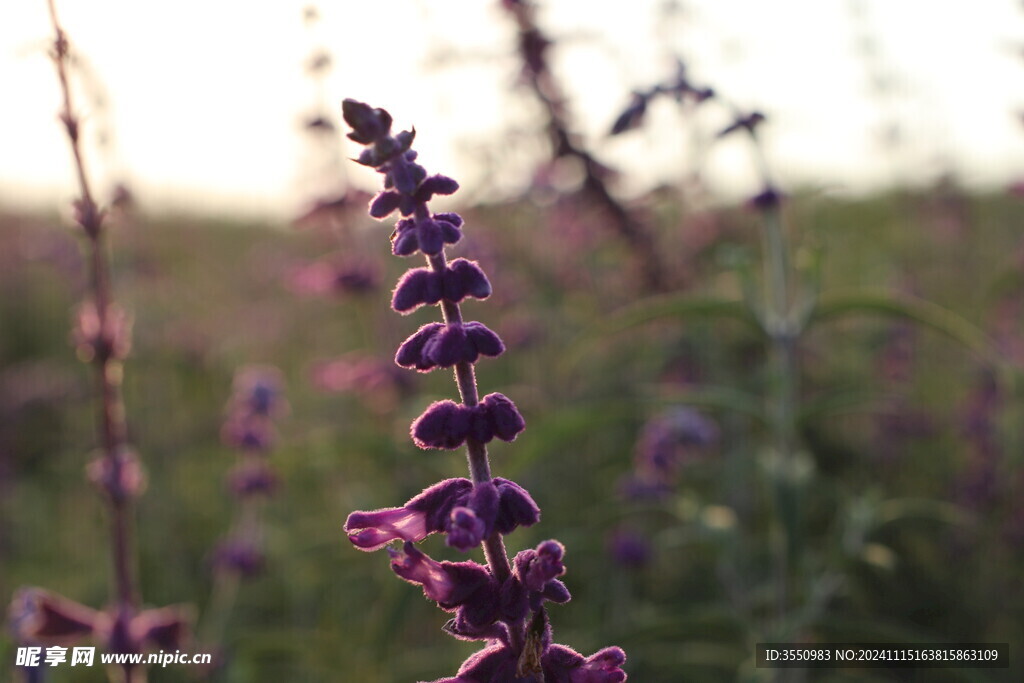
xmin=2 ymin=179 xmax=1022 ymax=680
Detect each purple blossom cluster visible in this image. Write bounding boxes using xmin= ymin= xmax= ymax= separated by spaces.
xmin=620 ymin=406 xmax=719 ymax=500
xmin=340 ymin=99 xmax=626 ymax=682
xmin=214 ymin=366 xmax=287 ymax=577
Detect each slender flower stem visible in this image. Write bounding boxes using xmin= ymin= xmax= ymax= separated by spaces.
xmin=46 ymin=3 xmax=142 ymax=680
xmin=503 ymin=0 xmax=668 ymax=292
xmin=744 ymin=129 xmax=801 ymax=651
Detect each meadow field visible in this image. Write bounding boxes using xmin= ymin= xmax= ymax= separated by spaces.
xmin=3 ymin=182 xmax=1023 ymax=681
xmin=3 ymin=1 xmax=1024 ymax=681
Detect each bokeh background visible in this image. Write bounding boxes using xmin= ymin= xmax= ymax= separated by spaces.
xmin=2 ymin=1 xmax=1023 ymax=681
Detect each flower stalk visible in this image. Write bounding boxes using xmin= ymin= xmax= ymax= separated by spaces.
xmin=7 ymin=6 xmax=191 ymax=682
xmin=340 ymin=99 xmax=626 ymax=682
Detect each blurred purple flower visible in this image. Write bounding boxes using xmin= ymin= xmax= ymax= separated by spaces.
xmin=606 ymin=528 xmax=652 ymax=569
xmin=211 ymin=538 xmax=265 ymax=578
xmin=286 ymin=257 xmax=379 ymax=297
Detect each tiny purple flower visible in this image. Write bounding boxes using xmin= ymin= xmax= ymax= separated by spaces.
xmin=226 ymin=460 xmax=279 ymax=498
xmin=86 ymin=447 xmax=146 ymax=502
xmin=606 ymin=527 xmax=652 ymax=568
xmin=388 ymin=542 xmax=497 ymax=621
xmin=212 ymin=538 xmax=265 ymax=577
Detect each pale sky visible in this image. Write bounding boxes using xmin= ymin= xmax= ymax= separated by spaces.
xmin=2 ymin=0 xmax=1023 ymax=219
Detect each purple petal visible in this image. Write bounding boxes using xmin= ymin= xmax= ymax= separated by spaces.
xmin=388 ymin=542 xmax=457 ymax=603
xmin=345 ymin=506 xmax=430 ymax=551
xmin=493 ymin=478 xmax=541 ymax=534
xmin=481 ymin=393 xmax=525 ymax=442
xmin=464 ymin=322 xmax=505 ymax=358
xmin=543 ymin=644 xmax=586 ymax=678
xmin=412 ymin=400 xmax=472 ymax=449
xmin=418 ymin=174 xmax=460 ymax=198
xmin=450 ymin=643 xmax=517 ymax=683
xmin=445 ymin=259 xmax=492 ymax=301
xmin=342 ymin=99 xmax=391 ymax=144
xmin=10 ymin=588 xmax=98 ymax=643
xmin=417 ymin=218 xmax=445 ymax=256
xmin=395 ymin=323 xmax=444 ymax=370
xmin=132 ymin=607 xmax=191 ymax=652
xmin=369 ymin=191 xmax=402 ymax=218
xmin=388 ymin=542 xmax=492 ymax=609
xmin=541 ymin=579 xmax=571 ymax=605
xmin=434 ymin=211 xmax=464 ymax=228
xmin=392 ymin=218 xmax=419 ymax=256
xmin=391 ymin=268 xmax=435 ymax=313
xmin=424 ymin=323 xmax=472 ymax=368
xmin=571 ymin=647 xmax=628 ymax=683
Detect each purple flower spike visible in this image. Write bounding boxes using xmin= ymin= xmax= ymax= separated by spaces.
xmin=342 ymin=100 xmax=625 ymax=679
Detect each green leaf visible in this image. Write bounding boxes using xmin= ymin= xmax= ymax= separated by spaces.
xmin=641 ymin=385 xmax=766 ymax=423
xmin=810 ymin=290 xmax=1000 ymax=364
xmin=875 ymin=498 xmax=975 ymax=529
xmin=565 ymin=294 xmax=758 ymax=374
